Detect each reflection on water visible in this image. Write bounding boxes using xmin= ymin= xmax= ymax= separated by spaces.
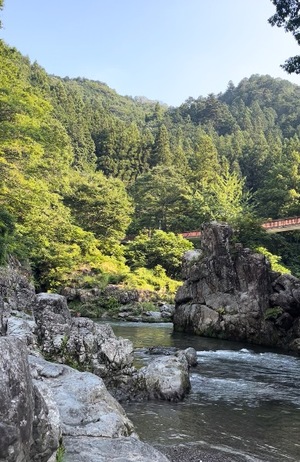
xmin=100 ymin=321 xmax=300 ymax=462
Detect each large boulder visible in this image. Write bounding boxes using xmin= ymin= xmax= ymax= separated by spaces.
xmin=138 ymin=354 xmax=191 ymax=401
xmin=174 ymin=222 xmax=300 ymax=353
xmin=0 ymin=337 xmax=59 ymax=462
xmin=108 ymin=353 xmax=191 ymax=403
xmin=29 ymin=355 xmax=170 ymax=462
xmin=0 ymin=337 xmax=170 ymax=462
xmin=32 ymin=293 xmax=134 ymax=377
xmin=6 ymin=313 xmax=38 ymax=351
xmin=29 ymin=356 xmax=134 ymax=439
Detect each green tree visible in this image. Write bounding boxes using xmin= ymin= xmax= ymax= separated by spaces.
xmin=64 ymin=172 xmax=133 ymax=254
xmin=0 ymin=0 xmax=3 ymax=28
xmin=0 ymin=208 xmax=14 ymax=264
xmin=150 ymin=124 xmax=172 ymax=166
xmin=256 ymin=246 xmax=291 ymax=273
xmin=124 ymin=230 xmax=193 ymax=278
xmin=256 ymin=146 xmax=300 ymax=218
xmin=269 ymin=0 xmax=300 ymax=74
xmin=208 ymin=162 xmax=252 ymax=223
xmin=188 ymin=133 xmax=220 ymax=189
xmin=129 ymin=165 xmax=196 ymax=232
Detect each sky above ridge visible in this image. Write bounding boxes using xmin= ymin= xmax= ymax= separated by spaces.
xmin=1 ymin=0 xmax=299 ymax=106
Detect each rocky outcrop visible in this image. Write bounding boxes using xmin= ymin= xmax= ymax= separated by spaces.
xmin=29 ymin=356 xmax=135 ymax=439
xmin=144 ymin=346 xmax=198 ymax=367
xmin=0 ymin=336 xmax=170 ymax=462
xmin=138 ymin=354 xmax=191 ymax=401
xmin=0 ymin=337 xmax=60 ymax=462
xmin=0 ymin=262 xmax=194 ymax=460
xmin=0 ymin=258 xmax=35 ymax=315
xmin=0 ymin=259 xmax=36 ymax=341
xmin=33 ymin=293 xmax=134 ymax=378
xmin=174 ymin=222 xmax=300 ymax=354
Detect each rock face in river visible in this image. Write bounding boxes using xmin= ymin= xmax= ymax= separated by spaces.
xmin=174 ymin=222 xmax=300 ymax=354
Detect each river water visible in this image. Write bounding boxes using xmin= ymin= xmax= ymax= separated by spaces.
xmin=105 ymin=321 xmax=300 ymax=462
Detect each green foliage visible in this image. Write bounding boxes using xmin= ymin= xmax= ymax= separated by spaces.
xmin=70 ymin=295 xmax=120 ymax=318
xmin=268 ymin=0 xmax=300 ymax=74
xmin=264 ymin=306 xmax=284 ymax=321
xmin=261 ymin=231 xmax=300 ymax=277
xmin=64 ymin=171 xmax=133 ymax=254
xmin=124 ymin=230 xmax=193 ymax=278
xmin=56 ymin=444 xmax=65 ymax=462
xmin=231 ymin=214 xmax=268 ymax=249
xmin=208 ymin=163 xmax=251 ymax=223
xmin=0 ymin=208 xmax=14 ymax=264
xmin=3 ymin=9 xmax=300 ymax=292
xmin=256 ymin=246 xmax=291 ymax=273
xmin=129 ymin=165 xmax=210 ymax=233
xmin=124 ymin=266 xmax=181 ymax=295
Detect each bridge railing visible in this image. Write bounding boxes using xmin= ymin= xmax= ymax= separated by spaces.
xmin=262 ymin=216 xmax=300 ymax=229
xmin=181 ymin=216 xmax=300 ymax=239
xmin=125 ymin=217 xmax=300 ymax=243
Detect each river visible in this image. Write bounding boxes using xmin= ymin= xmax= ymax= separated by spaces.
xmin=104 ymin=321 xmax=300 ymax=462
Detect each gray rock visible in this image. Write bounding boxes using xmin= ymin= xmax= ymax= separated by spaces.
xmin=174 ymin=222 xmax=300 ymax=353
xmin=0 ymin=295 xmax=7 ymax=335
xmin=142 ymin=310 xmax=162 ymax=321
xmin=138 ymin=354 xmax=190 ymax=401
xmin=0 ymin=259 xmax=35 ymax=315
xmin=147 ymin=346 xmax=178 ymax=356
xmin=0 ymin=337 xmax=59 ymax=462
xmin=29 ymin=355 xmax=135 ymax=439
xmin=0 ymin=337 xmax=34 ymax=462
xmin=28 ymin=356 xmax=169 ymax=462
xmin=146 ymin=346 xmax=198 ymax=367
xmin=108 ymin=353 xmax=191 ymax=403
xmin=0 ymin=260 xmax=35 ymax=338
xmin=63 ymin=436 xmax=170 ymax=462
xmin=159 ymin=303 xmax=175 ymax=320
xmin=32 ymin=293 xmax=134 ymax=377
xmin=180 ymin=347 xmax=198 ymax=367
xmin=31 ymin=382 xmax=61 ymax=461
xmin=6 ymin=314 xmax=37 ymax=351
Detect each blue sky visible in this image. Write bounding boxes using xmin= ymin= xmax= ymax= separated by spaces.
xmin=1 ymin=0 xmax=299 ymax=106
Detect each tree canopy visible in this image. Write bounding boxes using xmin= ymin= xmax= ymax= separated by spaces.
xmin=2 ymin=17 xmax=300 ymax=286
xmin=269 ymin=0 xmax=300 ymax=73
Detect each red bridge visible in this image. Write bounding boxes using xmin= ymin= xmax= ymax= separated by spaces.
xmin=181 ymin=216 xmax=300 ymax=240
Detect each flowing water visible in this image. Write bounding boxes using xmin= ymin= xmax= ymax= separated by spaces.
xmin=104 ymin=321 xmax=300 ymax=462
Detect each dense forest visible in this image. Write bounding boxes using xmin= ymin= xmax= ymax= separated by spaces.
xmin=1 ymin=5 xmax=300 ymax=291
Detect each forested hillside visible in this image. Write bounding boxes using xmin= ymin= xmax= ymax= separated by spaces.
xmin=1 ymin=28 xmax=300 ymax=289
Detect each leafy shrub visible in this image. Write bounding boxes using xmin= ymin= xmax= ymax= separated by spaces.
xmin=256 ymin=246 xmax=291 ymax=274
